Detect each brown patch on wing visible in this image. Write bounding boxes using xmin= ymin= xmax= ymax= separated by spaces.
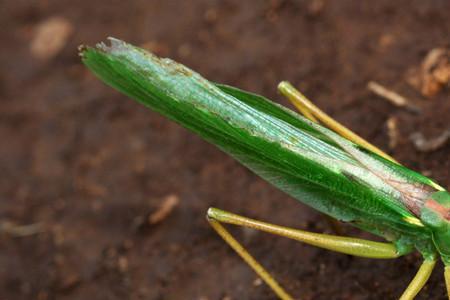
xmin=319 ymin=122 xmax=437 ymax=217
xmin=386 ymin=179 xmax=435 ymax=217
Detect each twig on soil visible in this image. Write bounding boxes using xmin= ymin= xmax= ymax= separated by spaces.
xmin=148 ymin=194 xmax=180 ymax=225
xmin=367 ymin=81 xmax=420 ymax=113
xmin=0 ymin=220 xmax=44 ymax=237
xmin=386 ymin=116 xmax=399 ymax=150
xmin=410 ymin=129 xmax=450 ymax=152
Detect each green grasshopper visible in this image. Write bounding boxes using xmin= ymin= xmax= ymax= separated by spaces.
xmin=80 ymin=38 xmax=450 ymax=300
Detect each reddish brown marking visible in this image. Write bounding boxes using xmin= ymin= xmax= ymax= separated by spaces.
xmin=425 ymin=199 xmax=450 ymax=221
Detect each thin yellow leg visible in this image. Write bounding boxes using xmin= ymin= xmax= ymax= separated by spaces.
xmin=207 ymin=207 xmax=404 ymax=300
xmin=399 ymin=259 xmax=436 ymax=300
xmin=208 ymin=219 xmax=294 ymax=300
xmin=208 ymin=208 xmax=400 ymax=258
xmin=278 ymin=81 xmax=398 ymax=163
xmin=444 ymin=266 xmax=450 ymax=300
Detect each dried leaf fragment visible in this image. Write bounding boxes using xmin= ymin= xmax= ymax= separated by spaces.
xmin=407 ymin=48 xmax=450 ymax=98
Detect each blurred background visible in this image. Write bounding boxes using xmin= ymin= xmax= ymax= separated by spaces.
xmin=1 ymin=1 xmax=449 ymax=299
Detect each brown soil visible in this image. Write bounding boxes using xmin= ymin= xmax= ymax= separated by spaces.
xmin=1 ymin=1 xmax=449 ymax=300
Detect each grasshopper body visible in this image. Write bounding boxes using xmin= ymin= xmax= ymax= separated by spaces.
xmin=81 ymin=38 xmax=450 ymax=299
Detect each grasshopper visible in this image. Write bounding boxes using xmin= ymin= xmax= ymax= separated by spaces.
xmin=80 ymin=38 xmax=450 ymax=299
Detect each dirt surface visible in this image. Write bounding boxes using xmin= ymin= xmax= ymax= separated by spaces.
xmin=1 ymin=1 xmax=450 ymax=299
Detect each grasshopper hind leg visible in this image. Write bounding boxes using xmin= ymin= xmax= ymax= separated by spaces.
xmin=207 ymin=207 xmax=402 ymax=300
xmin=207 ymin=216 xmax=294 ymax=300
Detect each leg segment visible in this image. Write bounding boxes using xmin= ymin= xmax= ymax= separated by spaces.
xmin=399 ymin=259 xmax=436 ymax=300
xmin=207 ymin=207 xmax=402 ymax=300
xmin=278 ymin=81 xmax=398 ymax=163
xmin=208 ymin=208 xmax=400 ymax=258
xmin=208 ymin=219 xmax=294 ymax=300
xmin=444 ymin=267 xmax=450 ymax=300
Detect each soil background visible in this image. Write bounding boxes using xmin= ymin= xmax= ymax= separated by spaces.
xmin=1 ymin=1 xmax=449 ymax=299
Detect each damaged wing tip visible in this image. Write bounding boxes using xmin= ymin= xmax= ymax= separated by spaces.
xmin=78 ymin=38 xmax=130 ymax=60
xmin=93 ymin=37 xmax=128 ymax=53
xmin=77 ymin=44 xmax=88 ymax=58
xmin=78 ymin=38 xmax=128 ymax=62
